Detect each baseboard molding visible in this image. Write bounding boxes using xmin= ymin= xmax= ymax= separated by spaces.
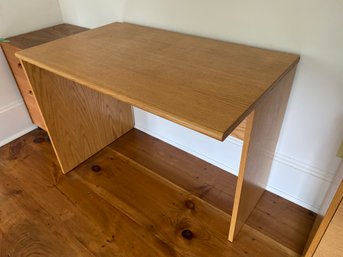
xmin=0 ymin=99 xmax=24 ymax=113
xmin=135 ymin=123 xmax=240 ymax=175
xmin=134 ymin=110 xmax=333 ymax=213
xmin=0 ymin=125 xmax=37 ymax=147
xmin=273 ymin=153 xmax=336 ymax=183
xmin=265 ymin=184 xmax=321 ymax=212
xmin=0 ymin=100 xmax=37 ymax=147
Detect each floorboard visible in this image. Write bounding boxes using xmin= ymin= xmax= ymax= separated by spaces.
xmin=110 ymin=129 xmax=316 ymax=253
xmin=0 ymin=129 xmax=315 ymax=256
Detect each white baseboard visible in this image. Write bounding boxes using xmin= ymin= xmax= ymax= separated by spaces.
xmin=0 ymin=100 xmax=37 ymax=147
xmin=135 ymin=122 xmax=240 ymax=175
xmin=134 ymin=108 xmax=334 ymax=213
xmin=273 ymin=153 xmax=336 ymax=183
xmin=265 ymin=184 xmax=322 ymax=212
xmin=0 ymin=124 xmax=37 ymax=147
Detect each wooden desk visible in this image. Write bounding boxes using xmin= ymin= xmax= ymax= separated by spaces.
xmin=16 ymin=22 xmax=299 ymax=241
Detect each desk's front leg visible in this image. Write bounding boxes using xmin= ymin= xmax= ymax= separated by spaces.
xmin=21 ymin=62 xmax=134 ymax=173
xmin=228 ymin=67 xmax=297 ymax=241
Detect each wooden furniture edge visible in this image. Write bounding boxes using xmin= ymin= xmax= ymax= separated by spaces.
xmin=228 ymin=111 xmax=255 ymax=241
xmin=303 ymin=181 xmax=343 ymax=257
xmin=312 ymin=198 xmax=343 ymax=256
xmin=228 ymin=67 xmax=297 ymax=241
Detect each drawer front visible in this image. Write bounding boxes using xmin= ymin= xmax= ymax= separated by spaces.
xmin=22 ymin=92 xmax=46 ymax=130
xmin=2 ymin=44 xmax=27 ymax=82
xmin=2 ymin=43 xmax=46 ymax=130
xmin=15 ymin=72 xmax=33 ymax=95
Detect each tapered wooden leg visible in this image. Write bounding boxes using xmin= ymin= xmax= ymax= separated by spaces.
xmin=228 ymin=67 xmax=297 ymax=241
xmin=22 ymin=62 xmax=134 ymax=173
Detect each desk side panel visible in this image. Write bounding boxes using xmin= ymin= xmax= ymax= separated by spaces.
xmin=228 ymin=67 xmax=297 ymax=241
xmin=21 ymin=62 xmax=134 ymax=173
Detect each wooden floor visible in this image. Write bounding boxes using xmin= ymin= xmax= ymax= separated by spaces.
xmin=0 ymin=128 xmax=315 ymax=257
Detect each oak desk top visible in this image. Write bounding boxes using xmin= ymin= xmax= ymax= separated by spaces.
xmin=16 ymin=22 xmax=299 ymax=141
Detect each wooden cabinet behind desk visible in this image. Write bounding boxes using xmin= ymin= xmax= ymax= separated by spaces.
xmin=2 ymin=43 xmax=46 ymax=129
xmin=1 ymin=24 xmax=88 ymax=130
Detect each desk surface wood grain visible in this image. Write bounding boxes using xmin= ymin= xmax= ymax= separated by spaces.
xmin=16 ymin=22 xmax=299 ymax=141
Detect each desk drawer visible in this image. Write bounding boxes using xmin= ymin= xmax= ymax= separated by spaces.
xmin=21 ymin=90 xmax=46 ymax=130
xmin=1 ymin=43 xmax=46 ymax=130
xmin=2 ymin=44 xmax=26 ymax=80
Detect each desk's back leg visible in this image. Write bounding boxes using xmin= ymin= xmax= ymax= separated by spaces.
xmin=228 ymin=67 xmax=297 ymax=241
xmin=21 ymin=62 xmax=134 ymax=173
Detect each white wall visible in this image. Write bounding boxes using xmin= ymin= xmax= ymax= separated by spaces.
xmin=0 ymin=0 xmax=63 ymax=146
xmin=58 ymin=0 xmax=126 ymax=28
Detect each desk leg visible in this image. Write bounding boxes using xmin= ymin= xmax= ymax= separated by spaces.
xmin=228 ymin=67 xmax=297 ymax=241
xmin=21 ymin=62 xmax=134 ymax=173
